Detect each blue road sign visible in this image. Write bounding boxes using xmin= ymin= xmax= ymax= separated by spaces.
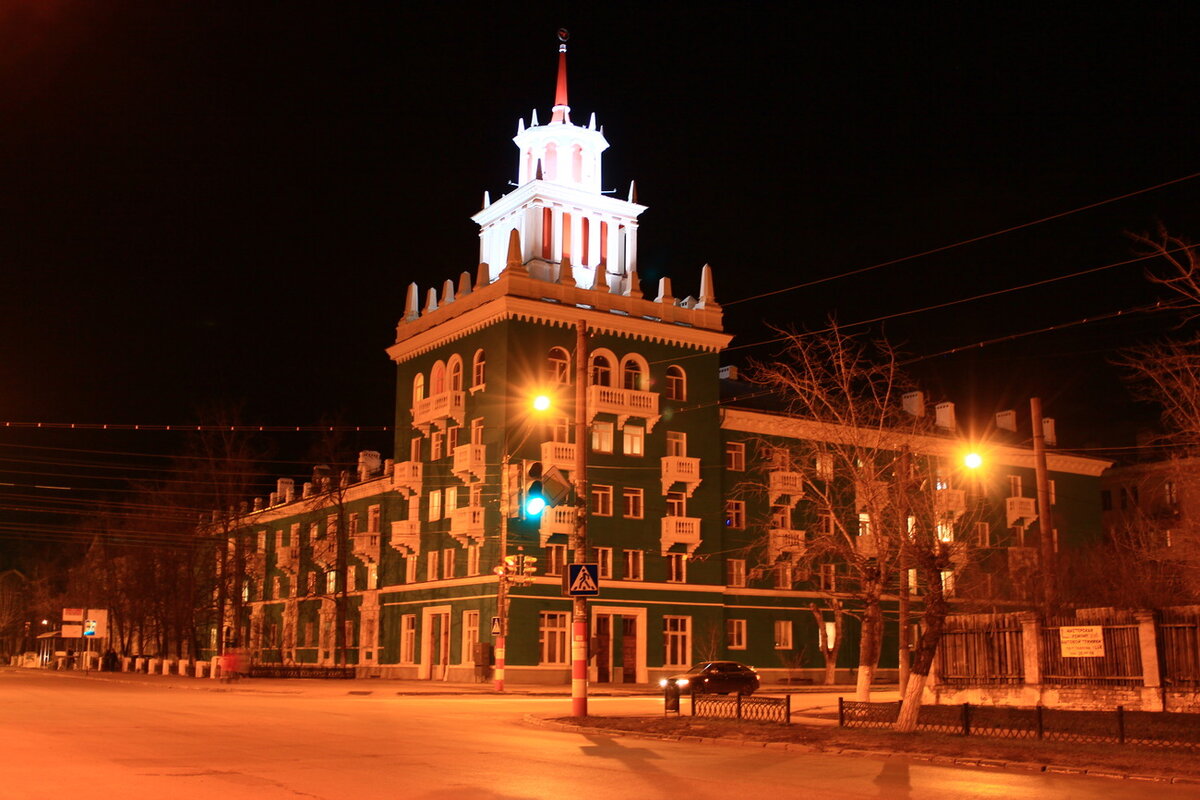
xmin=566 ymin=563 xmax=600 ymax=597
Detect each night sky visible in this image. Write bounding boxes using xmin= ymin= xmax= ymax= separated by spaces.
xmin=3 ymin=3 xmax=1200 ymax=559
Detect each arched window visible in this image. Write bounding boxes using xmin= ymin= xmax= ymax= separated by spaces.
xmin=545 ymin=142 xmax=558 ymax=180
xmin=412 ymin=374 xmax=425 ymax=404
xmin=572 ymin=145 xmax=583 ymax=183
xmin=547 ymin=347 xmax=570 ymax=384
xmin=591 ymin=354 xmax=613 ymax=387
xmin=622 ymin=360 xmax=643 ymax=391
xmin=448 ymin=356 xmax=463 ymax=392
xmin=431 ymin=361 xmax=446 ymax=395
xmin=472 ymin=350 xmax=486 ymax=388
xmin=665 ymin=365 xmax=687 ymax=401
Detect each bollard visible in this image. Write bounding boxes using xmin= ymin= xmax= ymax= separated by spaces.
xmin=664 ymin=682 xmax=680 ymax=715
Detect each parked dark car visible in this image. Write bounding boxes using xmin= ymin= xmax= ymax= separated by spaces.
xmin=659 ymin=661 xmax=760 ymax=695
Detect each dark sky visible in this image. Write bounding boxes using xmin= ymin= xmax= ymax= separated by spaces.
xmin=3 ymin=3 xmax=1200 ymax=466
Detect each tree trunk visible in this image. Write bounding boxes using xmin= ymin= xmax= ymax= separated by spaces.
xmin=855 ymin=588 xmax=883 ymax=701
xmin=894 ymin=554 xmax=949 ymax=732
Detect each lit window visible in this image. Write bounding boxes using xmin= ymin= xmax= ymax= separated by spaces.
xmin=622 ymin=487 xmax=644 ymax=519
xmin=592 ymin=421 xmax=614 ymax=453
xmin=429 ymin=490 xmax=442 ymax=521
xmin=412 ymin=373 xmax=425 ymax=404
xmin=726 ymin=619 xmax=746 ymax=649
xmin=325 ymin=570 xmax=337 ymax=594
xmin=816 ymin=453 xmax=834 ymax=481
xmin=665 ymin=365 xmax=686 ymax=401
xmin=774 ymin=620 xmax=793 ymax=649
xmin=623 ymin=425 xmax=644 ymax=457
xmin=445 ymin=486 xmax=459 ymax=516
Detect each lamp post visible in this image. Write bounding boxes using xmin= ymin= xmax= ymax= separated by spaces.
xmin=571 ymin=320 xmax=589 ymax=718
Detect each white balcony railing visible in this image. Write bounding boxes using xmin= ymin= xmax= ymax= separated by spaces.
xmin=661 ymin=456 xmax=702 ymax=497
xmin=452 ymin=443 xmax=487 ymax=483
xmin=538 ymin=505 xmax=577 ymax=546
xmin=388 ymin=520 xmax=420 ymax=555
xmin=1006 ymin=496 xmax=1038 ymax=528
xmin=768 ymin=528 xmax=805 ymax=563
xmin=352 ymin=533 xmax=381 ymax=564
xmin=540 ymin=441 xmax=576 ymax=473
xmin=449 ymin=505 xmax=485 ymax=547
xmin=587 ymin=384 xmax=661 ymax=432
xmin=769 ymin=471 xmax=805 ymax=505
xmin=411 ymin=390 xmax=466 ymax=433
xmin=660 ymin=516 xmax=701 ymax=556
xmin=393 ymin=460 xmax=423 ymax=496
xmin=935 ymin=488 xmax=966 ymax=519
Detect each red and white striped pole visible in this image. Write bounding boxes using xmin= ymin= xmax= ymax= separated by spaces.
xmin=494 ymin=631 xmax=505 ymax=692
xmin=571 ymin=320 xmax=589 ymax=718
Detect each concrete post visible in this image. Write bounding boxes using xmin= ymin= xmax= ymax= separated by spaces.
xmin=1018 ymin=612 xmax=1042 ymax=705
xmin=1135 ymin=611 xmax=1164 ymax=711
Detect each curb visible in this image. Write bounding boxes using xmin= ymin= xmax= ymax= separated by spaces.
xmin=523 ymin=714 xmax=1197 ymax=784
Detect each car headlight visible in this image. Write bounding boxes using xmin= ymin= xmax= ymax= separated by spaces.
xmin=659 ymin=678 xmax=668 ymax=688
xmin=677 ymin=678 xmax=689 ymax=687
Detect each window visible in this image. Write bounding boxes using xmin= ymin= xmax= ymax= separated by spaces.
xmin=941 ymin=570 xmax=956 ymax=596
xmin=431 ymin=431 xmax=444 ymax=461
xmin=325 ymin=570 xmax=337 ymax=594
xmin=665 ymin=365 xmax=686 ymax=401
xmin=623 ymin=425 xmax=645 ymax=457
xmin=546 ymin=544 xmax=567 ymax=576
xmin=622 ymin=359 xmax=644 ymax=390
xmin=472 ymin=350 xmax=486 ymax=388
xmin=596 ymin=547 xmax=613 ymax=579
xmin=442 ymin=547 xmax=456 ymax=579
xmin=726 ymin=559 xmax=746 ymax=587
xmin=410 ymin=436 xmax=422 ymax=462
xmin=725 ymin=500 xmax=746 ymax=529
xmin=667 ymin=491 xmax=687 ymax=517
xmin=272 ymin=576 xmax=282 ymax=599
xmin=547 ymin=347 xmax=571 ymax=384
xmin=590 ymin=354 xmax=613 ymax=386
xmin=817 ymin=511 xmax=835 ymax=536
xmin=471 ymin=417 xmax=485 ymax=445
xmin=552 ymin=418 xmax=571 ymax=443
xmin=412 ymin=373 xmax=425 ymax=404
xmin=401 ymin=615 xmax=416 ymax=664
xmin=368 ymin=505 xmax=381 ymax=533
xmin=448 ymin=357 xmax=463 ymax=391
xmin=592 ymin=421 xmax=614 ymax=453
xmin=936 ymin=522 xmax=954 ymax=543
xmin=774 ymin=620 xmax=793 ymax=649
xmin=666 ymin=553 xmax=686 ymax=582
xmin=344 ymin=619 xmax=356 ymax=648
xmin=429 ymin=490 xmax=442 ymax=521
xmin=426 ymin=551 xmax=439 ymax=581
xmin=858 ymin=512 xmax=872 ymax=537
xmin=467 ymin=544 xmax=481 ymax=576
xmin=462 ymin=611 xmax=480 ymax=663
xmin=726 ymin=619 xmax=747 ymax=649
xmin=367 ymin=564 xmax=378 ymax=590
xmin=306 ymin=572 xmax=317 ymax=595
xmin=431 ymin=361 xmax=446 ymax=394
xmin=1008 ymin=475 xmax=1022 ymax=497
xmin=975 ymin=521 xmax=991 ymax=546
xmin=771 ymin=505 xmax=790 ymax=529
xmin=819 ymin=564 xmax=836 ymax=592
xmin=725 ymin=442 xmax=745 ymax=471
xmin=346 ymin=568 xmax=356 ymax=592
xmin=288 ymin=522 xmax=299 ymax=546
xmin=405 ymin=555 xmax=418 ymax=584
xmin=623 ymin=549 xmax=643 ymax=581
xmin=539 ymin=612 xmax=569 ymax=664
xmin=622 ymin=487 xmax=644 ymax=519
xmin=326 ymin=515 xmax=337 ymax=537
xmin=447 ymin=425 xmax=460 ymax=453
xmin=663 ymin=616 xmax=691 ymax=667
xmin=816 ymin=453 xmax=834 ymax=482
xmin=591 ymin=484 xmax=613 ymax=516
xmin=666 ymin=430 xmax=687 ymax=457
xmin=445 ymin=486 xmax=459 ymax=516
xmin=348 ymin=512 xmax=360 ymax=535
xmin=257 ymin=530 xmax=267 ymax=551
xmin=775 ymin=563 xmax=793 ymax=589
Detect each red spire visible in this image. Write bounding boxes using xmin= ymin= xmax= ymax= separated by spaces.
xmin=551 ymin=29 xmax=570 ymax=123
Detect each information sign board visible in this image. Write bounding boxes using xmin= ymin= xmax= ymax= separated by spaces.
xmin=1060 ymin=625 xmax=1105 ymax=657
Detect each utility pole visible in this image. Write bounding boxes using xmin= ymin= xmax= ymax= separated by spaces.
xmin=571 ymin=320 xmax=590 ymax=717
xmin=1030 ymin=397 xmax=1056 ymax=612
xmin=494 ymin=455 xmax=510 ymax=692
xmin=895 ymin=445 xmax=912 ymax=695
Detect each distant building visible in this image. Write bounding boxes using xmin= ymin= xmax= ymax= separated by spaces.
xmin=207 ymin=40 xmax=1110 ymax=684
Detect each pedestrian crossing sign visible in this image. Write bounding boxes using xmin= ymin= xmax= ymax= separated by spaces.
xmin=565 ymin=563 xmax=600 ymax=597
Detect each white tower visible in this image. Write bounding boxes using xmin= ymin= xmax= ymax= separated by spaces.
xmin=472 ymin=31 xmax=647 ymax=292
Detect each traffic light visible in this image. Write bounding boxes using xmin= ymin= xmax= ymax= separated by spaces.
xmin=522 ymin=460 xmax=573 ymax=518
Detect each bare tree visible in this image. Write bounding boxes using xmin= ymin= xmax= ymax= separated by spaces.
xmin=810 ymin=599 xmax=844 ymax=685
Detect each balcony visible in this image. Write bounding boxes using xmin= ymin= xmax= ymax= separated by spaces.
xmin=393 ymin=460 xmax=423 ymax=496
xmin=661 ymin=456 xmax=702 ymax=497
xmin=352 ymin=533 xmax=381 ymax=564
xmin=660 ymin=516 xmax=701 ymax=556
xmin=309 ymin=538 xmax=337 ymax=571
xmin=587 ymin=385 xmax=661 ymax=432
xmin=538 ymin=504 xmax=577 ymax=546
xmin=1006 ymin=496 xmax=1038 ymax=528
xmin=452 ymin=443 xmax=487 ymax=483
xmin=276 ymin=547 xmax=300 ymax=574
xmin=411 ymin=389 xmax=466 ymax=434
xmin=389 ymin=520 xmax=420 ymax=555
xmin=768 ymin=528 xmax=805 ymax=563
xmin=769 ymin=471 xmax=805 ymax=506
xmin=541 ymin=441 xmax=576 ymax=473
xmin=935 ymin=488 xmax=966 ymax=519
xmin=449 ymin=505 xmax=485 ymax=547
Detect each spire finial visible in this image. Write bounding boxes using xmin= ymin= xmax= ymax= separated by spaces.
xmin=551 ymin=29 xmax=571 ymax=124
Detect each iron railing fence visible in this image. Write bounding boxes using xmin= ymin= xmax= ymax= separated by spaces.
xmin=248 ymin=665 xmax=356 ymax=679
xmin=692 ymin=692 xmax=791 ymax=725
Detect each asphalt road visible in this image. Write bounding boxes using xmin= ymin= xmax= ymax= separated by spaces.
xmin=3 ymin=670 xmax=1192 ymax=800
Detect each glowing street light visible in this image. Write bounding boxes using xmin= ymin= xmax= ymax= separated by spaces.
xmin=964 ymin=452 xmax=983 ymax=470
xmin=532 ymin=394 xmax=551 ymax=412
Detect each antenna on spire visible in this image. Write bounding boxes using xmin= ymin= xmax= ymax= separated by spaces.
xmin=551 ymin=28 xmax=571 ymax=124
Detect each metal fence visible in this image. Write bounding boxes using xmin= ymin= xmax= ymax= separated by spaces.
xmin=839 ymin=699 xmax=1200 ymax=749
xmin=692 ymin=692 xmax=791 ymax=724
xmin=248 ymin=665 xmax=356 ymax=679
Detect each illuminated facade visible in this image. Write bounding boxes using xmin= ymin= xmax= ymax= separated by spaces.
xmin=212 ymin=40 xmax=1111 ymax=684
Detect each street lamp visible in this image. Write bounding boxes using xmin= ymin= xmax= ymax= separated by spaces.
xmin=964 ymin=452 xmax=983 ymax=470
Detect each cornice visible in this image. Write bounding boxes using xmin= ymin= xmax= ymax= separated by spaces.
xmin=721 ymin=407 xmax=1112 ymax=477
